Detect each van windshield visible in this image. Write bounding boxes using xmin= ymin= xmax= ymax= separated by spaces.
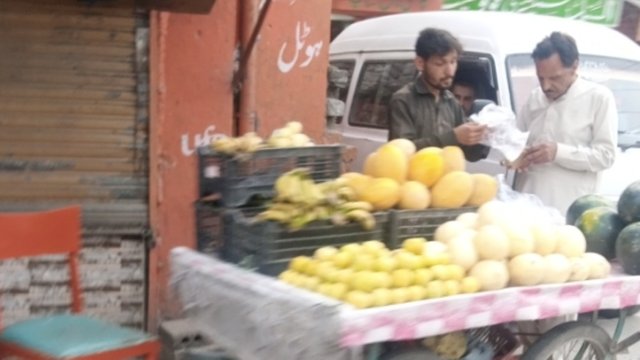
xmin=507 ymin=54 xmax=640 ymax=149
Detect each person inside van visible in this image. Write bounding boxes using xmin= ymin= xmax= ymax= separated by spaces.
xmin=452 ymin=80 xmax=477 ymax=117
xmin=508 ymin=31 xmax=618 ymax=215
xmin=388 ymin=28 xmax=489 ymax=161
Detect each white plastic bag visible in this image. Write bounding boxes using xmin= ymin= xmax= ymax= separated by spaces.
xmin=496 ymin=174 xmax=565 ymax=225
xmin=470 ymin=104 xmax=529 ymax=162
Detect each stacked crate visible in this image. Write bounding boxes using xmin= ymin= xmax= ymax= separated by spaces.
xmin=195 ymin=143 xmax=483 ymax=276
xmin=195 ymin=145 xmax=352 ymax=274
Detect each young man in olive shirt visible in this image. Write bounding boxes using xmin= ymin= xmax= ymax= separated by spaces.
xmin=389 ymin=28 xmax=489 ymax=161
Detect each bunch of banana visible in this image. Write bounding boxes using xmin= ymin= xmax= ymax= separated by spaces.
xmin=255 ymin=168 xmax=378 ymax=231
xmin=211 ymin=132 xmax=264 ymax=155
xmin=267 ymin=121 xmax=314 ymax=148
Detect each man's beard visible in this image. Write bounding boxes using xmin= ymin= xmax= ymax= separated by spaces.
xmin=432 ymin=77 xmax=453 ymax=91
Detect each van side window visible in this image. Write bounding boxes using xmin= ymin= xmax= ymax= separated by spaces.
xmin=349 ymin=60 xmax=416 ymax=129
xmin=327 ymin=61 xmax=355 ymax=122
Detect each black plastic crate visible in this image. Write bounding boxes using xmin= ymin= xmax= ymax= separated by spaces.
xmin=387 ymin=207 xmax=477 ymax=248
xmin=194 ymin=201 xmax=264 ymax=257
xmin=197 ymin=145 xmax=343 ymax=207
xmin=221 ymin=209 xmax=390 ymax=276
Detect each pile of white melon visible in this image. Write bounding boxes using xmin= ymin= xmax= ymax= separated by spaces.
xmin=435 ymin=200 xmax=611 ymax=291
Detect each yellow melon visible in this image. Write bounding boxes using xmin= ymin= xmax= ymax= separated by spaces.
xmin=359 ymin=177 xmax=401 ymax=210
xmin=466 ymin=174 xmax=499 ymax=206
xmin=417 ymin=146 xmax=443 ymax=155
xmin=363 ymin=152 xmax=377 ymax=176
xmin=441 ymin=146 xmax=466 ymax=174
xmin=430 ymin=171 xmax=474 ymax=208
xmin=363 ymin=144 xmax=407 ymax=183
xmin=408 ymin=150 xmax=445 ymax=188
xmin=340 ymin=172 xmax=372 ymax=199
xmin=388 ymin=139 xmax=416 ymax=159
xmin=397 ymin=181 xmax=430 ymax=210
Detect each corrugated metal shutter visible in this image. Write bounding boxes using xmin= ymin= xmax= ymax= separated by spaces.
xmin=0 ymin=0 xmax=149 ymax=328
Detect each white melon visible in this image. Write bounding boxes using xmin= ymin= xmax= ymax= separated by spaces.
xmin=541 ymin=254 xmax=572 ymax=284
xmin=474 ymin=224 xmax=510 ymax=260
xmin=509 ymin=253 xmax=546 ymax=286
xmin=469 ymin=260 xmax=510 ymax=291
xmin=555 ymin=225 xmax=587 ymax=258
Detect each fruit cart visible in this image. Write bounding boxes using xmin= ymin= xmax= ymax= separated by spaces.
xmin=170 ymin=247 xmax=640 ymax=360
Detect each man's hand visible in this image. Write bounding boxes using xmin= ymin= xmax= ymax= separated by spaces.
xmin=453 ymin=122 xmax=488 ymax=146
xmin=504 ymin=155 xmax=532 ymax=172
xmin=523 ymin=142 xmax=557 ymax=165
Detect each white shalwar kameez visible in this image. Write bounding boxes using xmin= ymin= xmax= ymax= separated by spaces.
xmin=514 ymin=77 xmax=618 ymax=215
xmin=515 ymin=77 xmax=618 ymax=348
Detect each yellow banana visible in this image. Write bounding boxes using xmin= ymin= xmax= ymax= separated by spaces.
xmin=212 ymin=137 xmax=239 ymax=154
xmin=330 ymin=213 xmax=348 ymax=226
xmin=275 ymin=168 xmax=310 ymax=202
xmin=256 ymin=209 xmax=290 ymax=223
xmin=312 ymin=205 xmax=332 ymax=220
xmin=345 ymin=209 xmax=376 ymax=230
xmin=275 ymin=174 xmax=301 ymax=202
xmin=298 ymin=179 xmax=324 ymax=206
xmin=237 ymin=132 xmax=264 ymax=153
xmin=332 ymin=177 xmax=349 ymax=188
xmin=288 ymin=212 xmax=317 ymax=231
xmin=269 ymin=202 xmax=299 ymax=214
xmin=338 ymin=201 xmax=373 ymax=212
xmin=337 ymin=186 xmax=357 ymax=201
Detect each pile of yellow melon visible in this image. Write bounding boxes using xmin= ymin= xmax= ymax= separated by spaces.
xmin=279 ymin=238 xmax=481 ymax=309
xmin=434 ymin=200 xmax=611 ymax=291
xmin=342 ymin=139 xmax=498 ymax=211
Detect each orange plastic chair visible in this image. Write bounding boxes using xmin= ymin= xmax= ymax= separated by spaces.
xmin=0 ymin=206 xmax=160 ymax=359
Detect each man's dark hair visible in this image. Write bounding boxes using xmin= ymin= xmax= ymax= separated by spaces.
xmin=453 ymin=80 xmax=476 ymax=93
xmin=532 ymin=32 xmax=579 ymax=67
xmin=415 ymin=28 xmax=463 ymax=60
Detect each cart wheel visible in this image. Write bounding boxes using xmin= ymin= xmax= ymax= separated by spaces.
xmin=521 ymin=321 xmax=613 ymax=360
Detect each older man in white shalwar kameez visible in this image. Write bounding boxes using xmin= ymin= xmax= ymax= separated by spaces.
xmin=512 ymin=31 xmax=618 ymax=352
xmin=511 ymin=33 xmax=618 ymax=215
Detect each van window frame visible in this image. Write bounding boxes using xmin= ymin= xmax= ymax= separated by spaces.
xmin=327 ymin=59 xmax=357 ymax=126
xmin=348 ymin=59 xmax=416 ymax=130
xmin=347 ymin=52 xmax=499 ymax=130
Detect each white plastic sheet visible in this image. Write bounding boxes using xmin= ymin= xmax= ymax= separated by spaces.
xmin=470 ymin=104 xmax=529 ymax=162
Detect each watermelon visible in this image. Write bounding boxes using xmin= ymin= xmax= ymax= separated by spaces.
xmin=575 ymin=206 xmax=625 ymax=259
xmin=618 ymin=181 xmax=640 ymax=223
xmin=616 ymin=222 xmax=640 ymax=275
xmin=566 ymin=194 xmax=613 ymax=225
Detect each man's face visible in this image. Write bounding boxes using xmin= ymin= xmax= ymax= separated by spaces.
xmin=535 ymin=53 xmax=577 ymax=101
xmin=452 ymin=84 xmax=475 ymax=116
xmin=415 ymin=50 xmax=458 ymax=92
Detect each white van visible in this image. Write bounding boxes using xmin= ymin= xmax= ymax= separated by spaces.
xmin=327 ymin=11 xmax=640 ymax=200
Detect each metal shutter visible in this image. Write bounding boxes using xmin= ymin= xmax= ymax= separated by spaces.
xmin=0 ymin=0 xmax=149 ymax=328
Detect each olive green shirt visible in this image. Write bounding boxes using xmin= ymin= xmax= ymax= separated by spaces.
xmin=389 ymin=77 xmax=489 ymax=162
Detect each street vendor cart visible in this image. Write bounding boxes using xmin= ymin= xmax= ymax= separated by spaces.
xmin=170 ymin=247 xmax=640 ymax=360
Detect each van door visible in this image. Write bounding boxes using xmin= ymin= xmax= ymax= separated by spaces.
xmin=333 ymin=51 xmax=508 ymax=176
xmin=336 ymin=52 xmax=416 ymax=171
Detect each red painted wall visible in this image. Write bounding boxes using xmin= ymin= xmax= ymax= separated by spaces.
xmin=147 ymin=0 xmax=333 ymax=329
xmin=148 ymin=1 xmax=237 ymax=329
xmin=332 ymin=0 xmax=442 ymax=17
xmin=252 ymin=0 xmax=332 ymax=141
